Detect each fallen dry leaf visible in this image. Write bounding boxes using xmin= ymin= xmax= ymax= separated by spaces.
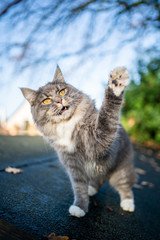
xmin=5 ymin=167 xmax=23 ymax=174
xmin=141 ymin=181 xmax=154 ymax=188
xmin=156 ymin=151 xmax=160 ymax=160
xmin=149 ymin=158 xmax=160 ymax=172
xmin=93 ymin=200 xmax=98 ymax=207
xmin=95 ymin=217 xmax=101 ymax=222
xmin=139 ymin=155 xmax=147 ymax=162
xmin=44 ymin=232 xmax=69 ymax=240
xmin=106 ymin=205 xmax=113 ymax=212
xmin=146 ymin=149 xmax=153 ymax=156
xmin=133 ymin=184 xmax=143 ymax=190
xmin=135 ymin=168 xmax=146 ymax=175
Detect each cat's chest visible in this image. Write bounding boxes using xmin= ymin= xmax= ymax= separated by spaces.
xmin=50 ymin=115 xmax=81 ymax=152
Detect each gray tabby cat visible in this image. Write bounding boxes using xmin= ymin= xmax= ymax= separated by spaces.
xmin=21 ymin=66 xmax=136 ymax=218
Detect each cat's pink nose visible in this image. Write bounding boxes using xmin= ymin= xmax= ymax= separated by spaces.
xmin=57 ymin=99 xmax=62 ymax=104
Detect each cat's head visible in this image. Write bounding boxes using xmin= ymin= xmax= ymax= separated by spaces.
xmin=21 ymin=66 xmax=84 ymax=131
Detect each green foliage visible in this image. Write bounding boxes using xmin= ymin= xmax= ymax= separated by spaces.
xmin=121 ymin=59 xmax=160 ymax=144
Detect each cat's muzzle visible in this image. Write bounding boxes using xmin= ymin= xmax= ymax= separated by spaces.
xmin=59 ymin=106 xmax=69 ymax=115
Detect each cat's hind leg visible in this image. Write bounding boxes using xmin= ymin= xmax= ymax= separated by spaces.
xmin=109 ymin=167 xmax=135 ymax=212
xmin=88 ymin=185 xmax=97 ymax=197
xmin=88 ymin=177 xmax=105 ymax=197
xmin=118 ymin=186 xmax=135 ymax=212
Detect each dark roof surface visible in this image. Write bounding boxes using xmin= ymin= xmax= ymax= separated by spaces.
xmin=0 ymin=135 xmax=160 ymax=240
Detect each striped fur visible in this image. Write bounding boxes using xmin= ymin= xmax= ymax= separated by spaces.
xmin=21 ymin=66 xmax=136 ymax=217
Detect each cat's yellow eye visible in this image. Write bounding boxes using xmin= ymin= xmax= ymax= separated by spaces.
xmin=42 ymin=98 xmax=51 ymax=104
xmin=59 ymin=89 xmax=66 ymax=96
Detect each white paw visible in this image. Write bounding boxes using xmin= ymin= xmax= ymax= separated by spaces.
xmin=120 ymin=199 xmax=135 ymax=212
xmin=88 ymin=185 xmax=97 ymax=196
xmin=69 ymin=205 xmax=86 ymax=218
xmin=109 ymin=67 xmax=130 ymax=96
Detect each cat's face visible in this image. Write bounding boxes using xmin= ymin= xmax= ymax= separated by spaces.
xmin=21 ymin=66 xmax=83 ymax=128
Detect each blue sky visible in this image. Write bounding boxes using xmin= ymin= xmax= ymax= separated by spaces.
xmin=0 ymin=42 xmax=137 ymax=119
xmin=0 ymin=2 xmax=155 ymax=119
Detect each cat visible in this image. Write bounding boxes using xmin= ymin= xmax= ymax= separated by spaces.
xmin=21 ymin=66 xmax=136 ymax=218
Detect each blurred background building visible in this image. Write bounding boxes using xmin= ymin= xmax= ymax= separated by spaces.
xmin=0 ymin=102 xmax=39 ymax=135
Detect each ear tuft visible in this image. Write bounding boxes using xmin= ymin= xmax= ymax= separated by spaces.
xmin=53 ymin=65 xmax=65 ymax=83
xmin=20 ymin=88 xmax=36 ymax=105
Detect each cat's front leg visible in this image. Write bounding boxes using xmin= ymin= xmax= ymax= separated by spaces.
xmin=69 ymin=177 xmax=89 ymax=217
xmin=67 ymin=166 xmax=89 ymax=218
xmin=95 ymin=67 xmax=130 ymax=148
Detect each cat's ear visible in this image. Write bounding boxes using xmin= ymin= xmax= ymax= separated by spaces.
xmin=53 ymin=65 xmax=65 ymax=83
xmin=20 ymin=88 xmax=37 ymax=105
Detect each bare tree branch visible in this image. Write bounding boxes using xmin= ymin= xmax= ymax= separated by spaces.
xmin=0 ymin=0 xmax=159 ymax=71
xmin=0 ymin=0 xmax=23 ymax=17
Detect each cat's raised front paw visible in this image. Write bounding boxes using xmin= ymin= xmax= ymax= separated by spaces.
xmin=109 ymin=67 xmax=130 ymax=96
xmin=120 ymin=199 xmax=135 ymax=212
xmin=69 ymin=205 xmax=86 ymax=217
